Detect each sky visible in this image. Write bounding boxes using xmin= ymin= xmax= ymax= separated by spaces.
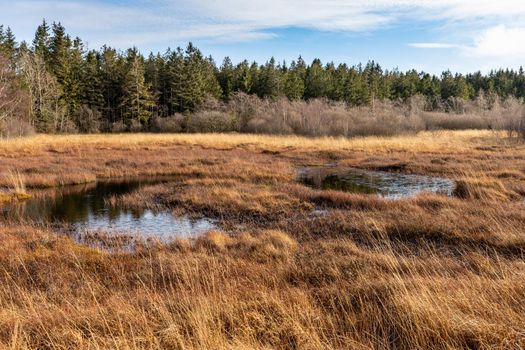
xmin=1 ymin=0 xmax=525 ymax=74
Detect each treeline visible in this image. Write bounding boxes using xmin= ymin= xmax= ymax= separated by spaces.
xmin=1 ymin=20 xmax=525 ymax=135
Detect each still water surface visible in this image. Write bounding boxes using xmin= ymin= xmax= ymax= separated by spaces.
xmin=2 ymin=178 xmax=216 ymax=239
xmin=299 ymin=166 xmax=456 ymax=199
xmin=1 ymin=168 xmax=455 ymax=240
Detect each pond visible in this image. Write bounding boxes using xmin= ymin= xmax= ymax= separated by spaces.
xmin=299 ymin=166 xmax=456 ymax=198
xmin=1 ymin=178 xmax=216 ymax=240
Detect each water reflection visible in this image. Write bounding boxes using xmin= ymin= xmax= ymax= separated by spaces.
xmin=2 ymin=178 xmax=216 ymax=239
xmin=299 ymin=167 xmax=455 ymax=199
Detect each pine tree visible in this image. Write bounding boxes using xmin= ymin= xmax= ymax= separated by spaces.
xmin=120 ymin=51 xmax=155 ymax=129
xmin=344 ymin=67 xmax=365 ymax=105
xmin=100 ymin=46 xmax=125 ymax=124
xmin=49 ymin=22 xmax=70 ymax=83
xmin=82 ymin=50 xmax=104 ymax=108
xmin=166 ymin=47 xmax=185 ymax=113
xmin=218 ymin=57 xmax=234 ymax=100
xmin=304 ymin=59 xmax=329 ymax=99
xmin=328 ymin=63 xmax=347 ymax=101
xmin=169 ymin=43 xmax=221 ymax=112
xmin=284 ymin=60 xmax=305 ymax=100
xmin=0 ymin=27 xmax=16 ymax=62
xmin=33 ymin=20 xmax=51 ymax=64
xmin=66 ymin=37 xmax=84 ymax=113
xmin=232 ymin=60 xmax=252 ymax=93
xmin=203 ymin=55 xmax=222 ymax=100
xmin=257 ymin=57 xmax=282 ymax=99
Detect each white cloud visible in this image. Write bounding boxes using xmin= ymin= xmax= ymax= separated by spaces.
xmin=463 ymin=25 xmax=525 ymax=58
xmin=409 ymin=43 xmax=459 ymax=49
xmin=2 ymin=0 xmax=525 ymax=61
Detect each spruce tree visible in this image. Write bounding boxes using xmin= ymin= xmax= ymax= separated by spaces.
xmin=304 ymin=59 xmax=329 ymax=99
xmin=33 ymin=20 xmax=51 ymax=65
xmin=120 ymin=51 xmax=155 ymax=129
xmin=257 ymin=57 xmax=282 ymax=99
xmin=100 ymin=46 xmax=125 ymax=124
xmin=218 ymin=57 xmax=234 ymax=100
xmin=284 ymin=61 xmax=305 ymax=100
xmin=0 ymin=27 xmax=16 ymax=62
xmin=82 ymin=50 xmax=104 ymax=109
xmin=232 ymin=60 xmax=253 ymax=93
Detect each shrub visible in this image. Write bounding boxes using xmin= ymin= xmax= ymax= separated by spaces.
xmin=75 ymin=105 xmax=101 ymax=133
xmin=186 ymin=111 xmax=238 ymax=133
xmin=0 ymin=118 xmax=35 ymax=138
xmin=228 ymin=92 xmax=265 ymax=130
xmin=421 ymin=112 xmax=490 ymax=130
xmin=111 ymin=121 xmax=127 ymax=133
xmin=495 ymin=97 xmax=525 ymax=139
xmin=150 ymin=114 xmax=185 ymax=133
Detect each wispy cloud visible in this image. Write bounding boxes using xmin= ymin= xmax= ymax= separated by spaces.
xmin=1 ymin=0 xmax=523 ymax=44
xmin=2 ymin=0 xmax=525 ymax=68
xmin=409 ymin=43 xmax=459 ymax=49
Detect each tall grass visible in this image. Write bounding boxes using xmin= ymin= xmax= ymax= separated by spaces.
xmin=0 ymin=131 xmax=524 ymax=348
xmin=5 ymin=169 xmax=26 ymax=194
xmin=1 ymin=219 xmax=524 ymax=349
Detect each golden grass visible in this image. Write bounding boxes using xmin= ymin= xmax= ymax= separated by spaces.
xmin=0 ymin=169 xmax=31 ymax=202
xmin=5 ymin=169 xmax=26 ymax=194
xmin=1 ymin=130 xmax=522 ymax=190
xmin=1 ymin=221 xmax=524 ymax=349
xmin=0 ymin=131 xmax=525 ymax=349
xmin=0 ymin=130 xmax=502 ymax=154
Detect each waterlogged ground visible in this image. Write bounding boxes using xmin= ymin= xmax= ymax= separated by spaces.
xmin=1 ymin=132 xmax=525 ymax=349
xmin=299 ymin=166 xmax=456 ymax=198
xmin=2 ymin=167 xmax=457 ymax=240
xmin=2 ymin=178 xmax=216 ymax=239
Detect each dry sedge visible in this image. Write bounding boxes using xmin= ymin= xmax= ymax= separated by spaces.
xmin=0 ymin=131 xmax=525 ymax=349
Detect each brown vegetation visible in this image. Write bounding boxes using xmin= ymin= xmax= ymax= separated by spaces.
xmin=1 ymin=131 xmax=525 ymax=349
xmin=141 ymin=93 xmax=525 ymax=138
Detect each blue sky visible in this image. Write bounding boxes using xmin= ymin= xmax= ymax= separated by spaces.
xmin=1 ymin=0 xmax=525 ymax=74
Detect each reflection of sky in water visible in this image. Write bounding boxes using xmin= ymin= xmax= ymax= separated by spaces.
xmin=3 ymin=178 xmax=216 ymax=239
xmin=76 ymin=210 xmax=215 ymax=239
xmin=300 ymin=167 xmax=456 ymax=199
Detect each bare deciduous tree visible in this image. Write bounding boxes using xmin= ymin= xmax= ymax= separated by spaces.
xmin=0 ymin=55 xmax=31 ymax=137
xmin=19 ymin=51 xmax=69 ymax=133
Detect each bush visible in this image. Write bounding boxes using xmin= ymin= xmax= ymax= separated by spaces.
xmin=421 ymin=112 xmax=490 ymax=130
xmin=228 ymin=92 xmax=265 ymax=130
xmin=150 ymin=114 xmax=185 ymax=133
xmin=186 ymin=111 xmax=238 ymax=133
xmin=75 ymin=105 xmax=101 ymax=133
xmin=495 ymin=97 xmax=525 ymax=139
xmin=97 ymin=94 xmax=525 ymax=137
xmin=231 ymin=97 xmax=425 ymax=137
xmin=0 ymin=118 xmax=35 ymax=138
xmin=128 ymin=120 xmax=144 ymax=132
xmin=111 ymin=121 xmax=127 ymax=133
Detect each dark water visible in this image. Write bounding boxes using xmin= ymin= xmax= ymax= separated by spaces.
xmin=1 ymin=178 xmax=216 ymax=240
xmin=299 ymin=166 xmax=455 ymax=198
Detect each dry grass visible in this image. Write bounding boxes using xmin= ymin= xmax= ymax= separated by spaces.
xmin=1 ymin=131 xmax=525 ymax=349
xmin=0 ymin=169 xmax=30 ymax=202
xmin=0 ymin=130 xmax=500 ymax=154
xmin=1 ymin=130 xmax=522 ymax=189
